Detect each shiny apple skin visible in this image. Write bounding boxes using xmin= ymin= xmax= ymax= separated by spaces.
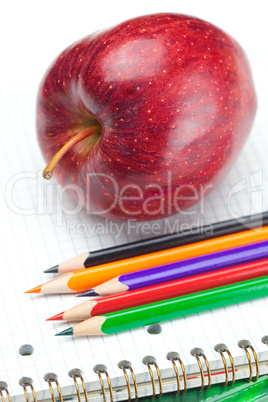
xmin=36 ymin=13 xmax=257 ymax=221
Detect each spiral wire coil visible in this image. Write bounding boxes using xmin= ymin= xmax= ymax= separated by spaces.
xmin=18 ymin=377 xmax=36 ymax=402
xmin=0 ymin=382 xmax=11 ymax=402
xmin=118 ymin=360 xmax=138 ymax=401
xmin=142 ymin=356 xmax=163 ymax=399
xmin=1 ymin=337 xmax=266 ymax=401
xmin=190 ymin=348 xmax=211 ymax=391
xmin=68 ymin=368 xmax=88 ymax=402
xmin=44 ymin=373 xmax=63 ymax=402
xmin=166 ymin=351 xmax=187 ymax=395
xmin=238 ymin=340 xmax=259 ymax=382
xmin=214 ymin=343 xmax=235 ymax=386
xmin=93 ymin=364 xmax=113 ymax=402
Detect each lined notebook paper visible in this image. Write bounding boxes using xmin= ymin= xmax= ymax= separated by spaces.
xmin=1 ymin=21 xmax=268 ymax=402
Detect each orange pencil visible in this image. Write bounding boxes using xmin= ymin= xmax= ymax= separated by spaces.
xmin=26 ymin=226 xmax=268 ymax=294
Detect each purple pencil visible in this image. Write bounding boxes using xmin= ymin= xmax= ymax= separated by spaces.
xmin=79 ymin=239 xmax=268 ymax=297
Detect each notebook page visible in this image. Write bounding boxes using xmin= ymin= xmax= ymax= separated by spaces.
xmin=1 ymin=9 xmax=268 ymax=402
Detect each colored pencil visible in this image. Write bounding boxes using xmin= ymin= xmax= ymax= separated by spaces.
xmin=79 ymin=240 xmax=268 ymax=296
xmin=47 ymin=258 xmax=268 ymax=321
xmin=26 ymin=227 xmax=268 ymax=294
xmin=55 ymin=275 xmax=268 ymax=336
xmin=45 ymin=212 xmax=268 ymax=273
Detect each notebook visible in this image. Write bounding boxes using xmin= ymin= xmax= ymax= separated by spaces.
xmin=1 ymin=13 xmax=268 ymax=402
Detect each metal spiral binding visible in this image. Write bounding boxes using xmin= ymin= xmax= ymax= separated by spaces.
xmin=19 ymin=377 xmax=37 ymax=402
xmin=238 ymin=340 xmax=259 ymax=382
xmin=142 ymin=356 xmax=163 ymax=399
xmin=0 ymin=381 xmax=11 ymax=402
xmin=2 ymin=335 xmax=268 ymax=401
xmin=190 ymin=348 xmax=211 ymax=391
xmin=214 ymin=343 xmax=235 ymax=386
xmin=44 ymin=372 xmax=63 ymax=402
xmin=118 ymin=360 xmax=138 ymax=401
xmin=68 ymin=368 xmax=88 ymax=402
xmin=93 ymin=364 xmax=113 ymax=402
xmin=166 ymin=352 xmax=187 ymax=395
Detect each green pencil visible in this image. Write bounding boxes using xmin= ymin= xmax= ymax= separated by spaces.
xmin=56 ymin=275 xmax=268 ymax=336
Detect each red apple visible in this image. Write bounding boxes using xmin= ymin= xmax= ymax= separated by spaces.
xmin=37 ymin=13 xmax=257 ymax=221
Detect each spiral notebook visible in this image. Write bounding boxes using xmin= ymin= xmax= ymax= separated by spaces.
xmin=1 ymin=29 xmax=268 ymax=402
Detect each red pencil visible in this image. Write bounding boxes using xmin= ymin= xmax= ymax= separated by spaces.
xmin=47 ymin=258 xmax=268 ymax=322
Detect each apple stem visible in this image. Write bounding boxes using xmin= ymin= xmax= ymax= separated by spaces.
xmin=42 ymin=125 xmax=100 ymax=180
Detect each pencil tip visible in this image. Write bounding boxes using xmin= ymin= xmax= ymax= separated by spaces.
xmin=46 ymin=312 xmax=64 ymax=321
xmin=25 ymin=285 xmax=42 ymax=294
xmin=43 ymin=265 xmax=59 ymax=274
xmin=55 ymin=327 xmax=74 ymax=336
xmin=77 ymin=289 xmax=99 ymax=297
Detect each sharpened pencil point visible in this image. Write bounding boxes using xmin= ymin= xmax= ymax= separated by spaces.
xmin=77 ymin=289 xmax=99 ymax=297
xmin=43 ymin=265 xmax=59 ymax=274
xmin=25 ymin=285 xmax=42 ymax=294
xmin=55 ymin=327 xmax=74 ymax=336
xmin=46 ymin=312 xmax=64 ymax=321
